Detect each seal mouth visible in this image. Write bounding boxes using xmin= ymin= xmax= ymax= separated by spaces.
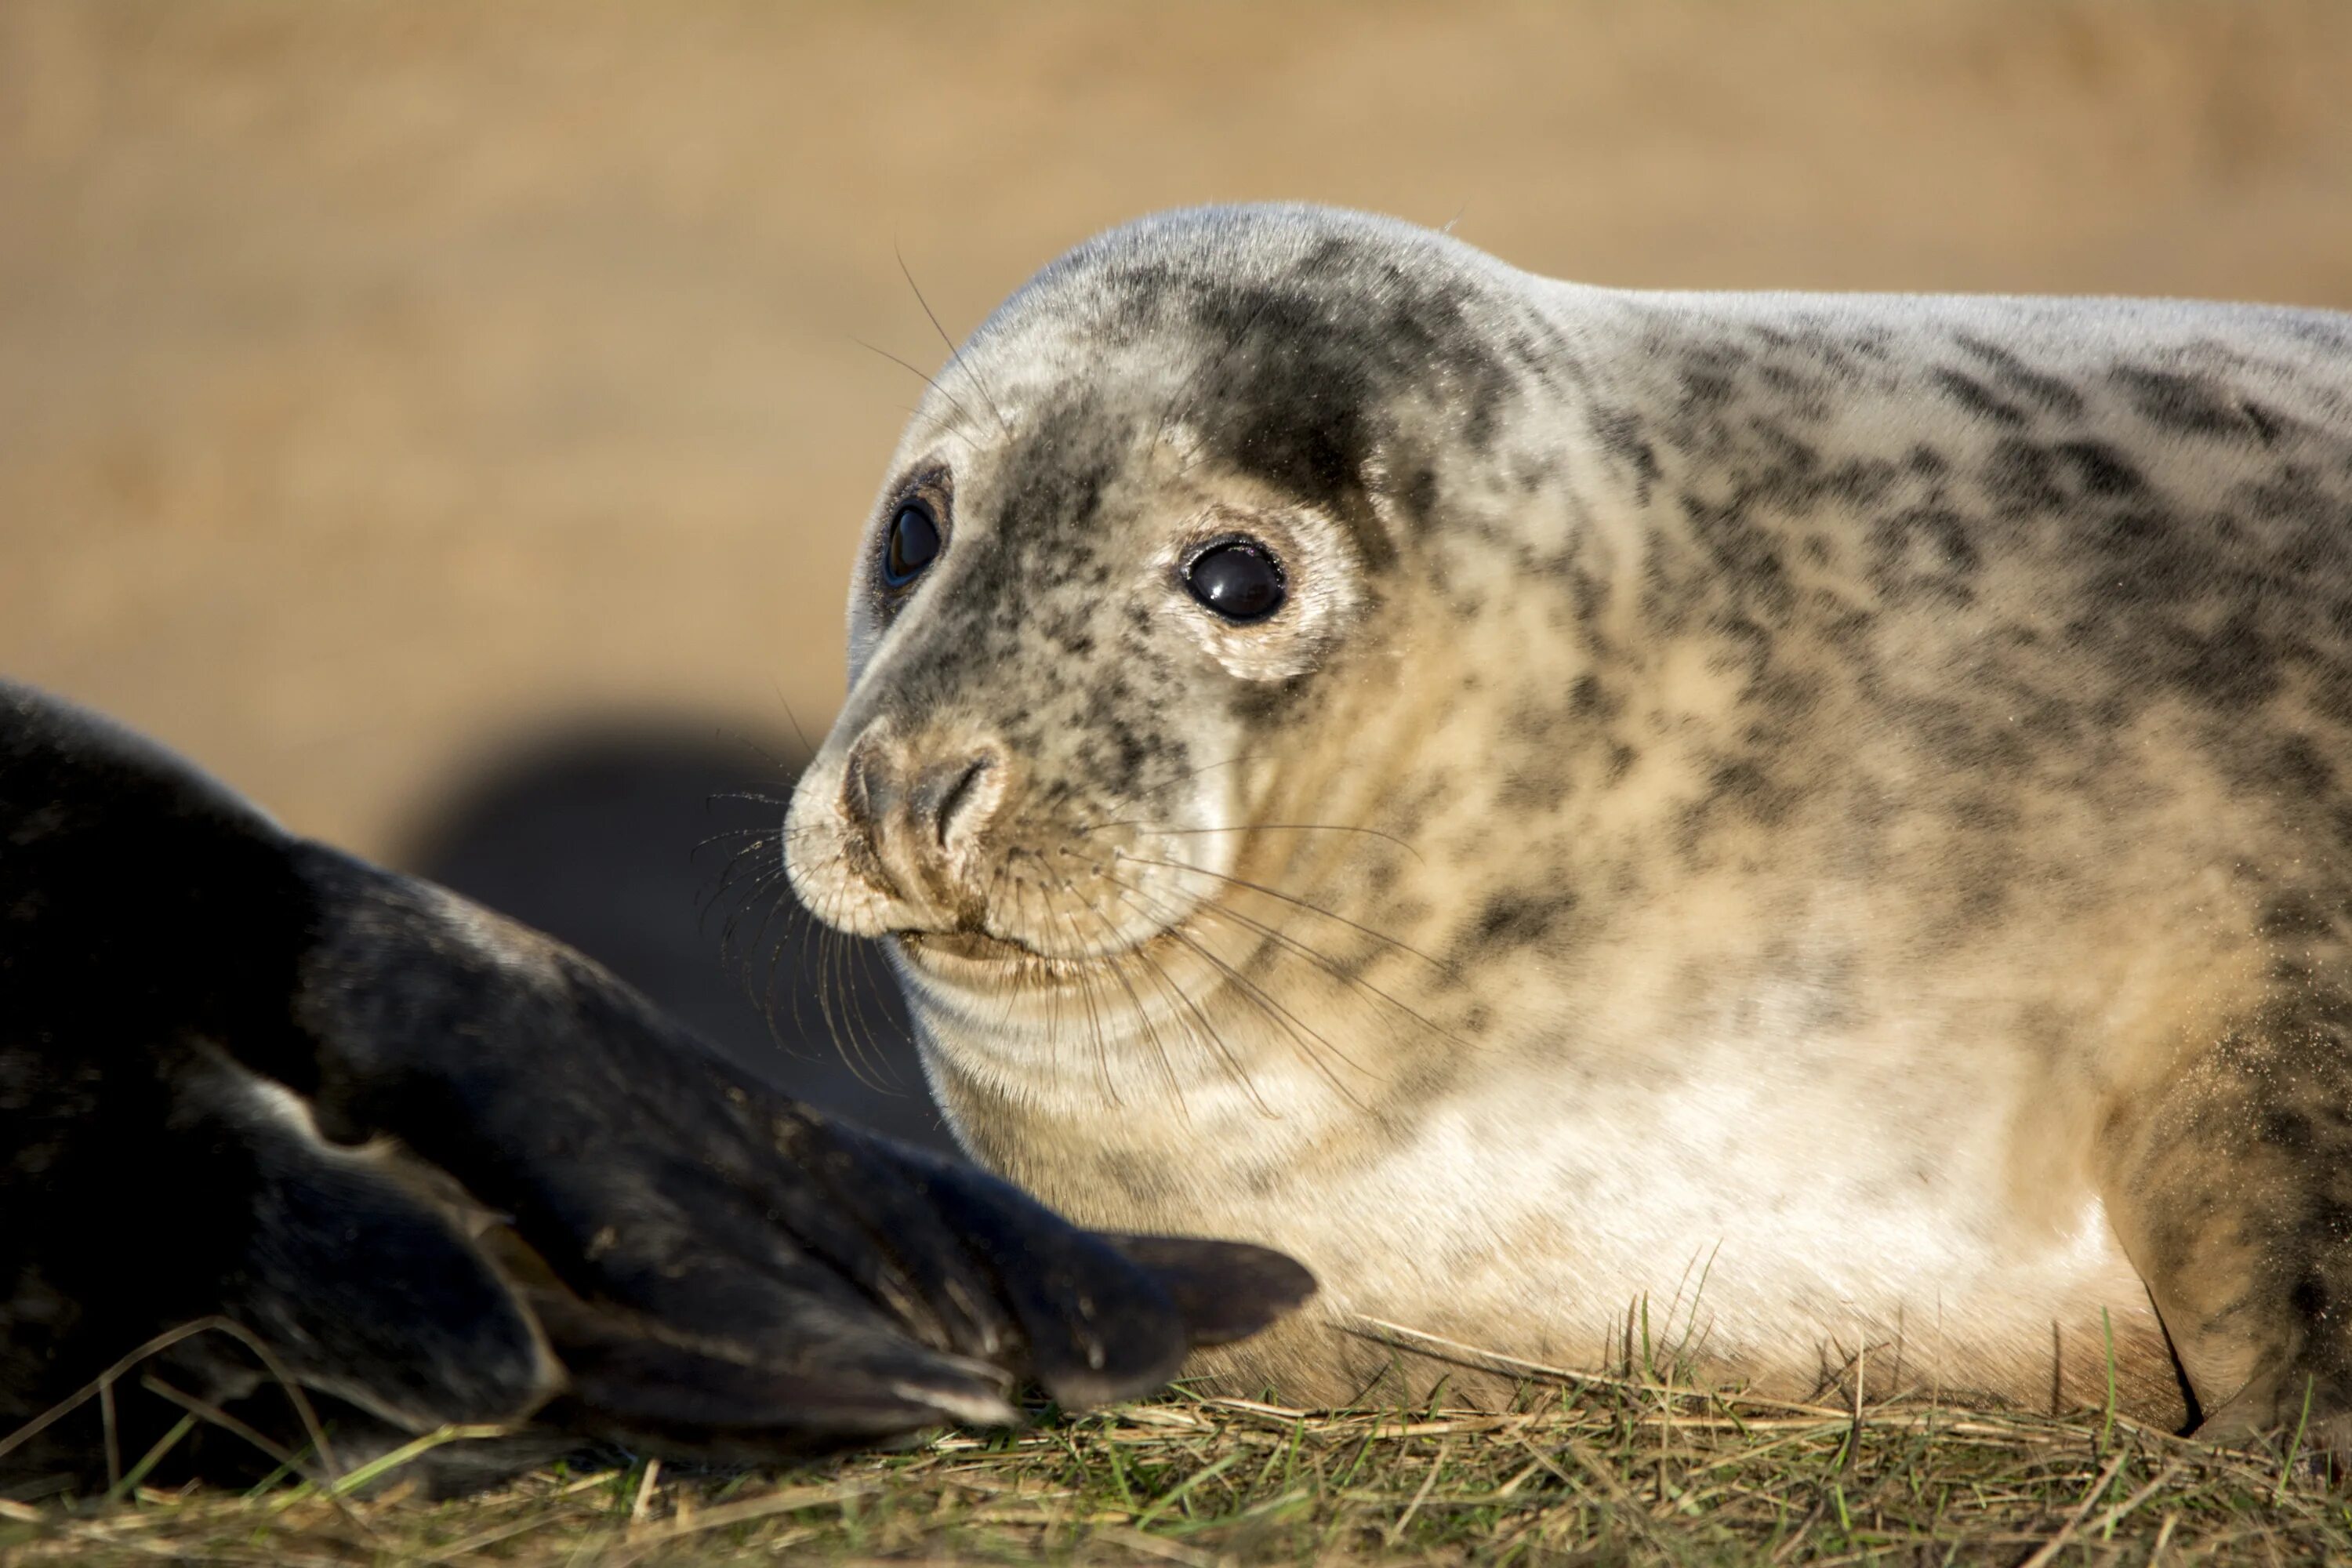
xmin=891 ymin=920 xmax=1192 ymax=983
xmin=897 ymin=928 xmax=1041 ymax=964
xmin=891 ymin=926 xmax=1108 ymax=995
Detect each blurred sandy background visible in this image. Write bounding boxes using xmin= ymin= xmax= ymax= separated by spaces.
xmin=5 ymin=1 xmax=2351 ymax=1135
xmin=7 ymin=0 xmax=2351 ymax=854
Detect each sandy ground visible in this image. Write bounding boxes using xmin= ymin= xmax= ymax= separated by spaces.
xmin=5 ymin=0 xmax=2351 ymax=858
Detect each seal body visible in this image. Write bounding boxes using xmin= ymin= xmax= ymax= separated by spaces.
xmin=0 ymin=681 xmax=1310 ymax=1493
xmin=785 ymin=204 xmax=2352 ymax=1436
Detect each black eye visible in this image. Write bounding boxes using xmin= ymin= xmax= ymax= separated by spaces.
xmin=1185 ymin=539 xmax=1287 ymax=622
xmin=881 ymin=499 xmax=942 ymax=588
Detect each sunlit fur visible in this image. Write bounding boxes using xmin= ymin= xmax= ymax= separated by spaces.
xmin=787 ymin=204 xmax=2352 ymax=1438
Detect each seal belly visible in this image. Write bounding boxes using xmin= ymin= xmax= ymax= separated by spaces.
xmin=985 ymin=1011 xmax=2181 ymax=1418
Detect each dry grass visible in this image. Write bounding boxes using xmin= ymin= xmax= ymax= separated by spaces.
xmin=8 ymin=1363 xmax=2349 ymax=1565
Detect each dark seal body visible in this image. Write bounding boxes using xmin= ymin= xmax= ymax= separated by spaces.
xmin=0 ymin=681 xmax=1310 ymax=1494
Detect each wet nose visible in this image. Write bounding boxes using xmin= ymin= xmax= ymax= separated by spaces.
xmin=840 ymin=729 xmax=1007 ymax=899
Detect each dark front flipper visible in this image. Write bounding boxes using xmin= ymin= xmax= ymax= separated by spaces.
xmin=0 ymin=681 xmax=1314 ymax=1484
xmin=152 ymin=1056 xmax=558 ymax=1434
xmin=273 ymin=846 xmax=1315 ymax=1449
xmin=1103 ymin=1234 xmax=1321 ymax=1348
xmin=1 ymin=684 xmax=557 ymax=1486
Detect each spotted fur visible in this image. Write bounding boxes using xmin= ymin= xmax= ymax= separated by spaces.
xmin=786 ymin=204 xmax=2352 ymax=1437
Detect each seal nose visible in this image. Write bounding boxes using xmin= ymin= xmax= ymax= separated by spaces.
xmin=840 ymin=728 xmax=1007 ymax=907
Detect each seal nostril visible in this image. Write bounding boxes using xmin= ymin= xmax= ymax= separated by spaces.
xmin=841 ymin=742 xmax=879 ymax=831
xmin=931 ymin=755 xmax=994 ymax=847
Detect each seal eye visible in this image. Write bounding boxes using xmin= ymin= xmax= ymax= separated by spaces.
xmin=881 ymin=499 xmax=942 ymax=589
xmin=1185 ymin=539 xmax=1286 ymax=622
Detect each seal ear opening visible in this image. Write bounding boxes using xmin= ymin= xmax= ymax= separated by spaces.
xmin=1102 ymin=1235 xmax=1319 ymax=1349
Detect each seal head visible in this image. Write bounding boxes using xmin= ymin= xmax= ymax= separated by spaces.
xmin=786 ymin=207 xmax=1545 ymax=1104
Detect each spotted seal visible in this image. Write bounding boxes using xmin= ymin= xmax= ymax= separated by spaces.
xmin=0 ymin=681 xmax=1311 ymax=1494
xmin=785 ymin=202 xmax=2352 ymax=1440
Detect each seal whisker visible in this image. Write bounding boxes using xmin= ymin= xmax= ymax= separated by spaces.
xmin=1029 ymin=855 xmax=1124 ymax=1109
xmin=804 ymin=921 xmax=855 ymax=1083
xmin=717 ymin=724 xmax=804 ymax=779
xmin=807 ymin=912 xmax=848 ymax=1065
xmin=706 ymin=851 xmax=809 ymax=1044
xmin=702 ymin=833 xmax=776 ymax=900
xmin=766 ymin=884 xmax=826 ymax=1044
xmin=1111 ymin=850 xmax=1453 ymax=973
xmin=1093 ymin=856 xmax=1469 ymax=1055
xmin=761 ymin=891 xmax=871 ymax=1083
xmin=1008 ymin=865 xmax=1087 ymax=1094
xmin=1087 ymin=854 xmax=1373 ymax=1098
xmin=855 ymin=336 xmax=991 ymax=445
xmin=1123 ymin=924 xmax=1276 ymax=1117
xmin=1029 ymin=866 xmax=1073 ymax=1097
xmin=838 ymin=887 xmax=913 ymax=1091
xmin=753 ymin=691 xmax=820 ymax=764
xmin=1068 ymin=870 xmax=1281 ymax=1118
xmin=750 ymin=901 xmax=812 ymax=1067
xmin=993 ymin=859 xmax=1047 ymax=1047
xmin=703 ymin=861 xmax=829 ymax=1078
xmin=1079 ymin=855 xmax=1273 ymax=1113
xmin=895 ymin=243 xmax=1013 ymax=437
xmin=829 ymin=919 xmax=904 ymax=1094
xmin=705 ymin=789 xmax=798 ymax=809
xmin=695 ymin=824 xmax=789 ymax=858
xmin=1033 ymin=849 xmax=1189 ymax=1114
xmin=716 ymin=862 xmax=792 ymax=990
xmin=1140 ymin=902 xmax=1372 ymax=1105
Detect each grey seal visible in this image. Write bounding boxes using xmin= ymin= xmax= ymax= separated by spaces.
xmin=786 ymin=202 xmax=2352 ymax=1443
